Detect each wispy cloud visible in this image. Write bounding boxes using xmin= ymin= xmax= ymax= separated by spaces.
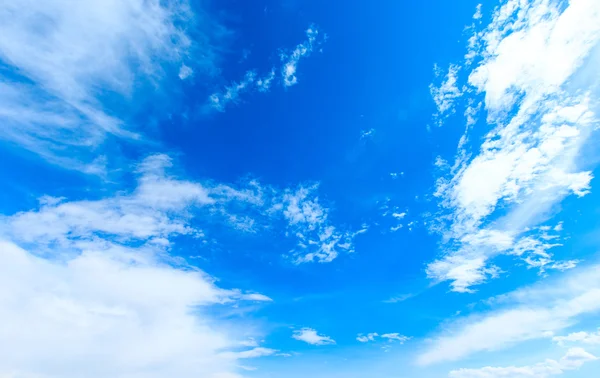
xmin=418 ymin=262 xmax=600 ymax=365
xmin=430 ymin=64 xmax=462 ymax=123
xmin=281 ymin=25 xmax=323 ymax=87
xmin=449 ymin=348 xmax=597 ymax=378
xmin=0 ymin=0 xmax=208 ymax=171
xmin=357 ymin=332 xmax=410 ymax=344
xmin=292 ymin=328 xmax=335 ymax=345
xmin=428 ymin=0 xmax=600 ymax=293
xmin=383 ymin=293 xmax=415 ymax=303
xmin=221 ymin=347 xmax=278 ymax=360
xmin=2 ymin=154 xmax=360 ymax=265
xmin=209 ymin=70 xmax=258 ymax=111
xmin=207 ymin=24 xmax=325 ymax=112
xmin=381 ymin=333 xmax=411 ymax=343
xmin=360 ymin=128 xmax=375 ymax=140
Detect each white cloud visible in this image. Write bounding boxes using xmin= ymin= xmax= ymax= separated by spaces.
xmin=207 ymin=24 xmax=325 ymax=111
xmin=3 ymin=155 xmax=217 ymax=245
xmin=356 ymin=332 xmax=410 ymax=344
xmin=449 ymin=348 xmax=597 ymax=378
xmin=179 ymin=64 xmax=194 ymax=80
xmin=380 ymin=201 xmax=409 ymax=233
xmin=256 ymin=69 xmax=275 ymax=92
xmin=292 ymin=328 xmax=335 ymax=346
xmin=209 ymin=71 xmax=257 ymax=112
xmin=428 ymin=0 xmax=600 ymax=292
xmin=0 ymin=240 xmax=257 ymax=378
xmin=274 ymin=185 xmax=358 ymax=264
xmin=383 ymin=293 xmax=415 ymax=303
xmin=430 ymin=64 xmax=462 ymax=121
xmin=357 ymin=333 xmax=379 ymax=343
xmin=222 ymin=347 xmax=277 ymax=359
xmin=553 ymin=329 xmax=600 ymax=346
xmin=390 ymin=224 xmax=404 ymax=232
xmin=392 ymin=212 xmax=406 ymax=219
xmin=0 ymin=154 xmax=281 ymax=377
xmin=281 ymin=25 xmax=322 ymax=87
xmin=469 ymin=0 xmax=600 ymax=114
xmin=418 ymin=262 xmax=600 ymax=365
xmin=361 ymin=128 xmax=375 ymax=140
xmin=380 ymin=333 xmax=411 ymax=344
xmin=2 ymin=155 xmax=356 ymax=265
xmin=240 ymin=293 xmax=273 ymax=302
xmin=0 ymin=160 xmax=319 ymax=378
xmin=473 ymin=4 xmax=483 ymax=20
xmin=0 ymin=0 xmax=201 ymax=170
xmin=239 ymin=338 xmax=259 ymax=348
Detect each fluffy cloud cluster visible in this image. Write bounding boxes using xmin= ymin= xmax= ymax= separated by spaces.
xmin=0 ymin=152 xmax=365 ymax=377
xmin=292 ymin=328 xmax=335 ymax=345
xmin=428 ymin=0 xmax=600 ymax=292
xmin=0 ymin=154 xmax=289 ymax=378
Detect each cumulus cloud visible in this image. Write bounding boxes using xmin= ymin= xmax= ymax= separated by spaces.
xmin=0 ymin=0 xmax=206 ymax=171
xmin=418 ymin=262 xmax=600 ymax=365
xmin=553 ymin=329 xmax=600 ymax=346
xmin=428 ymin=0 xmax=600 ymax=292
xmin=449 ymin=348 xmax=597 ymax=378
xmin=0 ymin=240 xmax=258 ymax=378
xmin=292 ymin=328 xmax=335 ymax=346
xmin=0 ymin=154 xmax=284 ymax=378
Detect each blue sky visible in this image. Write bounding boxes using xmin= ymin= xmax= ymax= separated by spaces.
xmin=1 ymin=0 xmax=600 ymax=377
